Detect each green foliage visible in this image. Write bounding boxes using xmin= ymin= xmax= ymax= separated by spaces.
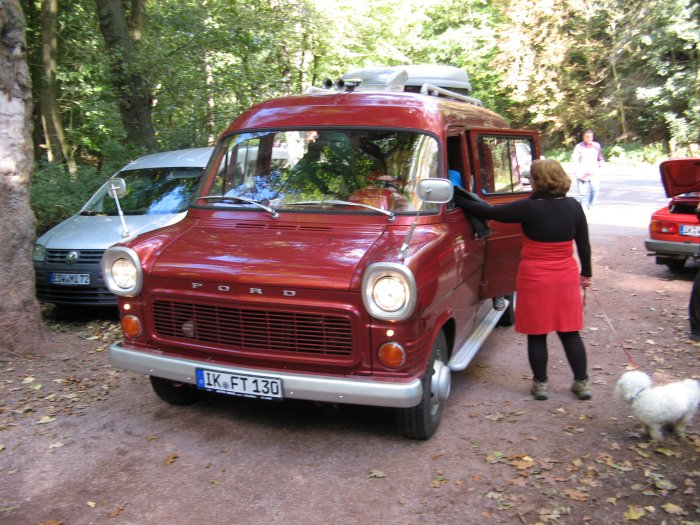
xmin=31 ymin=162 xmax=108 ymax=234
xmin=604 ymin=142 xmax=669 ymax=165
xmin=23 ymin=0 xmax=700 ymax=218
xmin=545 ymin=142 xmax=669 ymax=166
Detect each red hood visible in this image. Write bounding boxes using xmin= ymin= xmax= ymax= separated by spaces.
xmin=660 ymin=158 xmax=700 ymax=197
xmin=148 ymin=221 xmax=392 ymax=291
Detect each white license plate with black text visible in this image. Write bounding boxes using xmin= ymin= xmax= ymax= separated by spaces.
xmin=50 ymin=273 xmax=91 ymax=286
xmin=680 ymin=225 xmax=700 ymax=237
xmin=196 ymin=368 xmax=283 ymax=400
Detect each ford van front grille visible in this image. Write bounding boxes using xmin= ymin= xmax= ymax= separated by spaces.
xmin=152 ymin=300 xmax=353 ymax=356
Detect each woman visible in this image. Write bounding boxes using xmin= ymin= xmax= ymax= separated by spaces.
xmin=454 ymin=159 xmax=592 ymax=400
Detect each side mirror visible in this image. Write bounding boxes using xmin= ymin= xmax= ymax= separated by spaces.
xmin=416 ymin=178 xmax=453 ymax=204
xmin=107 ymin=177 xmax=127 ymax=199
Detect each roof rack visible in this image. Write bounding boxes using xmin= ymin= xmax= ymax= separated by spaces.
xmin=306 ymin=65 xmax=483 ymax=106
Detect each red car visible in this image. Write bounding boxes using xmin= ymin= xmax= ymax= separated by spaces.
xmin=646 ymin=158 xmax=700 ymax=271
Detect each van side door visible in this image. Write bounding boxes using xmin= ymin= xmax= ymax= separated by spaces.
xmin=466 ymin=130 xmax=540 ymax=299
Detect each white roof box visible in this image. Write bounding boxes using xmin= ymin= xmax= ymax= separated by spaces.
xmin=341 ymin=64 xmax=473 ymax=94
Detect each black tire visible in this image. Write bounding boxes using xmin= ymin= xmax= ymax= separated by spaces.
xmin=397 ymin=331 xmax=449 ymax=440
xmin=665 ymin=258 xmax=686 ymax=271
xmin=497 ymin=294 xmax=515 ymax=327
xmin=149 ymin=376 xmax=200 ymax=405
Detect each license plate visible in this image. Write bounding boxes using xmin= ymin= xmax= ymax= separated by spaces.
xmin=50 ymin=273 xmax=91 ymax=286
xmin=680 ymin=225 xmax=700 ymax=237
xmin=196 ymin=368 xmax=283 ymax=401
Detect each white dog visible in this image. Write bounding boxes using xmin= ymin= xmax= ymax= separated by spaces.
xmin=614 ymin=370 xmax=700 ymax=441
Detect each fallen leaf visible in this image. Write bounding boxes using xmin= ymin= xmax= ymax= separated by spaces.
xmin=654 ymin=479 xmax=677 ymax=491
xmin=655 ymin=447 xmax=679 ymax=457
xmin=49 ymin=442 xmax=64 ymax=449
xmin=485 ymin=412 xmax=504 ymax=421
xmin=368 ymin=469 xmax=385 ymax=479
xmin=87 ymin=501 xmax=96 ymax=508
xmin=564 ymin=488 xmax=589 ymax=501
xmin=485 ymin=451 xmax=504 ymax=463
xmin=623 ymin=505 xmax=646 ymax=520
xmin=37 ymin=416 xmax=56 ymax=424
xmin=430 ymin=476 xmax=448 ymax=488
xmin=107 ymin=505 xmax=125 ymax=518
xmin=165 ymin=454 xmax=179 ymax=465
xmin=661 ymin=503 xmax=685 ymax=515
xmin=0 ymin=444 xmax=4 ymax=452
xmin=22 ymin=376 xmax=35 ymax=384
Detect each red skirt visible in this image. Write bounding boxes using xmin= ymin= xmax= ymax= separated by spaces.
xmin=515 ymin=237 xmax=583 ymax=334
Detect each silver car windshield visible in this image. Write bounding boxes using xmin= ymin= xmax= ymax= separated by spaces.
xmin=81 ymin=167 xmax=204 ymax=216
xmin=199 ymin=129 xmax=440 ymax=214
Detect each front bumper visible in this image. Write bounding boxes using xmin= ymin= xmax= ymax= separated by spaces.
xmin=109 ymin=342 xmax=423 ymax=408
xmin=644 ymin=239 xmax=700 ymax=257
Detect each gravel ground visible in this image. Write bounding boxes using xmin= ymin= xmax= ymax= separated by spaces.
xmin=0 ymin=220 xmax=698 ymax=525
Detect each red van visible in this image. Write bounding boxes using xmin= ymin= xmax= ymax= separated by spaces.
xmin=103 ymin=65 xmax=539 ymax=439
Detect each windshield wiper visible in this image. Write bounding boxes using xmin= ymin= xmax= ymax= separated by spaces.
xmin=200 ymin=195 xmax=279 ymax=219
xmin=286 ymin=200 xmax=395 ymax=220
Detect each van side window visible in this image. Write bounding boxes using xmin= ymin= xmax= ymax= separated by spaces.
xmin=477 ymin=136 xmax=533 ymax=194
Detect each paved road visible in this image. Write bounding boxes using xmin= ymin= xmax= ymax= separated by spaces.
xmin=563 ymin=162 xmax=668 ymax=230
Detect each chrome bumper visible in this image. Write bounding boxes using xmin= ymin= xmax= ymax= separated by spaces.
xmin=645 ymin=239 xmax=700 ymax=257
xmin=109 ymin=342 xmax=423 ymax=408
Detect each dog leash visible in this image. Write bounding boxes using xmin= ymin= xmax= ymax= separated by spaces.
xmin=583 ymin=287 xmax=639 ymax=369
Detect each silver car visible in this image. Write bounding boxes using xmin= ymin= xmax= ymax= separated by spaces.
xmin=33 ymin=148 xmax=213 ymax=306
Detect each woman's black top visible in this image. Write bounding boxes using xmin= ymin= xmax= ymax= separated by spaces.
xmin=454 ymin=190 xmax=592 ymax=277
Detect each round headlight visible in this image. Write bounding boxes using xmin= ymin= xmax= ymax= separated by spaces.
xmin=372 ymin=276 xmax=408 ymax=312
xmin=112 ymin=258 xmax=138 ymax=289
xmin=101 ymin=246 xmax=142 ymax=297
xmin=362 ymin=263 xmax=417 ymax=321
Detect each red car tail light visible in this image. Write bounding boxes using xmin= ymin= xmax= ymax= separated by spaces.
xmin=650 ymin=220 xmax=679 ymax=235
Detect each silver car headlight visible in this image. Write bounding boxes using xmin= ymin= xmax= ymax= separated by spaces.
xmin=32 ymin=244 xmax=46 ymax=262
xmin=101 ymin=246 xmax=143 ymax=297
xmin=362 ymin=263 xmax=417 ymax=321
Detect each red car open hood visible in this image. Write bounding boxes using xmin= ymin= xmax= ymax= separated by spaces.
xmin=660 ymin=158 xmax=700 ymax=198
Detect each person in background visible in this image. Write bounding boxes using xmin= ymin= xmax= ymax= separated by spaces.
xmin=573 ymin=129 xmax=605 ymax=210
xmin=454 ymin=159 xmax=592 ymax=401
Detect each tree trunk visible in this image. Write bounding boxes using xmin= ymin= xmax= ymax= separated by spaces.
xmin=40 ymin=0 xmax=76 ymax=173
xmin=0 ymin=0 xmax=47 ymax=356
xmin=95 ymin=0 xmax=157 ymax=151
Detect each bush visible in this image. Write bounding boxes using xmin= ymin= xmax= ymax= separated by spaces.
xmin=604 ymin=142 xmax=668 ymax=165
xmin=31 ymin=162 xmax=108 ymax=235
xmin=544 ymin=142 xmax=669 ymax=166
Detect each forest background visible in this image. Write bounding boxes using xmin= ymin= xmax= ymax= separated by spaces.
xmin=23 ymin=0 xmax=700 ymax=233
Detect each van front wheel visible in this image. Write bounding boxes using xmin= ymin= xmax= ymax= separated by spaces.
xmin=397 ymin=331 xmax=450 ymax=440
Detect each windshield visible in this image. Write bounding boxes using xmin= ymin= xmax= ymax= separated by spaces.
xmin=198 ymin=129 xmax=440 ymax=214
xmin=82 ymin=167 xmax=204 ymax=216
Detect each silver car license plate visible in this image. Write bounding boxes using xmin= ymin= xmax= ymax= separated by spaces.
xmin=680 ymin=225 xmax=700 ymax=237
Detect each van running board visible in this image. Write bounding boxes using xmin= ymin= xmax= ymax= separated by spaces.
xmin=448 ymin=299 xmax=508 ymax=372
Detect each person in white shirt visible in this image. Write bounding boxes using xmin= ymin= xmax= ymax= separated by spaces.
xmin=572 ymin=130 xmax=605 ymax=209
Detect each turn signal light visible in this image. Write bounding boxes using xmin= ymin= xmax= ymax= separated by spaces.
xmin=121 ymin=315 xmax=142 ymax=338
xmin=378 ymin=342 xmax=406 ymax=368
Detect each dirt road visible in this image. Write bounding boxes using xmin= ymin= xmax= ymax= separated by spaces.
xmin=1 ymin=215 xmax=699 ymax=524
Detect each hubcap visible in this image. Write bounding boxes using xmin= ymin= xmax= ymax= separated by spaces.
xmin=431 ymin=359 xmax=451 ymax=402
